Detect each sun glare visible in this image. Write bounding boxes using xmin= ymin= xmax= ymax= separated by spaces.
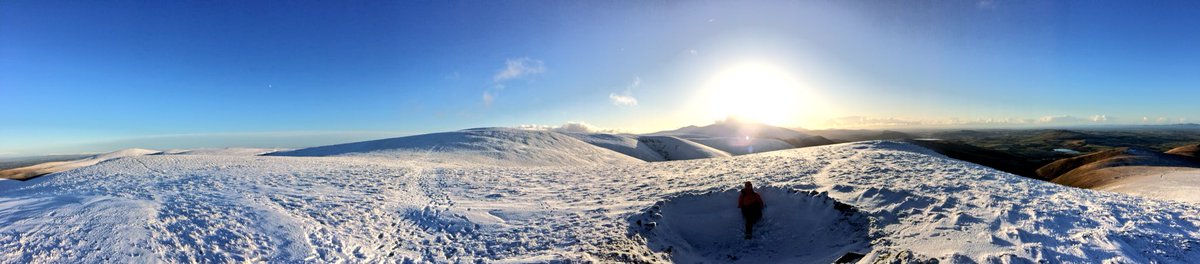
xmin=701 ymin=62 xmax=810 ymax=126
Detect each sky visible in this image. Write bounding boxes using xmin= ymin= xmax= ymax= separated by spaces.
xmin=3 ymin=0 xmax=1200 ymax=155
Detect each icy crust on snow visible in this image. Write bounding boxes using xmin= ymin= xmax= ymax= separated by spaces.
xmin=629 ymin=187 xmax=870 ymax=263
xmin=270 ymin=127 xmax=643 ymax=166
xmin=0 ymin=141 xmax=1198 ymax=263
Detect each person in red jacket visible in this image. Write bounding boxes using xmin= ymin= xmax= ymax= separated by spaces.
xmin=738 ymin=181 xmax=765 ymax=239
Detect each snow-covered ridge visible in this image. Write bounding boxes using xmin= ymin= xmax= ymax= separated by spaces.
xmin=561 ymin=133 xmax=667 ymax=161
xmin=160 ymin=147 xmax=288 ymax=156
xmin=0 ymin=148 xmax=160 ymax=180
xmin=269 ymin=127 xmax=643 ymax=166
xmin=636 ymin=136 xmax=732 ymax=160
xmin=1 ymin=141 xmax=1197 ymax=263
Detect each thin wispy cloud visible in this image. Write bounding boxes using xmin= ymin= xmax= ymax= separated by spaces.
xmin=484 ymin=58 xmax=543 ymax=105
xmin=482 ymin=91 xmax=496 ymax=106
xmin=493 ymin=57 xmax=545 ymax=82
xmin=516 ymin=121 xmax=620 ymax=133
xmin=609 ymin=77 xmax=640 ymax=107
xmin=1037 ymin=115 xmax=1081 ymax=123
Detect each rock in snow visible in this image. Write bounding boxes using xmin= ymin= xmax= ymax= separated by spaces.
xmin=0 ymin=141 xmax=1198 ymax=263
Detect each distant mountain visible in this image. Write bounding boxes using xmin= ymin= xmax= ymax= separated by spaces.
xmin=648 ymin=119 xmax=808 ymax=155
xmin=783 ymin=135 xmax=839 ymax=148
xmin=650 ymin=119 xmax=808 ymax=140
xmin=1033 ymin=129 xmax=1090 ymax=141
xmin=799 ymin=129 xmax=915 ymax=142
xmin=270 ymin=128 xmax=643 ymax=166
xmin=876 ymin=130 xmax=915 ymax=140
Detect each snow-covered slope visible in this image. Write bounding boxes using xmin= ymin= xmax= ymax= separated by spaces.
xmin=270 ymin=127 xmax=642 ymax=166
xmin=687 ymin=137 xmax=797 ymax=155
xmin=561 ymin=133 xmax=666 ymax=162
xmin=160 ymin=147 xmax=288 ymax=156
xmin=1082 ymin=166 xmax=1200 ymax=204
xmin=2 ymin=141 xmax=1198 ymax=263
xmin=636 ymin=136 xmax=732 ymax=161
xmin=0 ymin=148 xmax=160 ymax=180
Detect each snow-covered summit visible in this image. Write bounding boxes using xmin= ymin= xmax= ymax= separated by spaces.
xmin=269 ymin=127 xmax=643 ymax=166
xmin=2 ymin=140 xmax=1197 ymax=263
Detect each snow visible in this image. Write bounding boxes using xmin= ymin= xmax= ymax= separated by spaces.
xmin=0 ymin=148 xmax=161 ymax=180
xmin=648 ymin=120 xmax=808 ymax=155
xmin=1088 ymin=166 xmax=1200 ymax=204
xmin=630 ymin=187 xmax=870 ymax=263
xmin=562 ymin=133 xmax=666 ymax=161
xmin=688 ymin=137 xmax=796 ymax=155
xmin=1 ymin=141 xmax=1198 ymax=263
xmin=270 ymin=127 xmax=643 ymax=166
xmin=160 ymin=147 xmax=288 ymax=156
xmin=636 ymin=136 xmax=732 ymax=160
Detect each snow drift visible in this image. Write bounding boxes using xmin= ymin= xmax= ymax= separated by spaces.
xmin=629 ymin=187 xmax=869 ymax=263
xmin=269 ymin=127 xmax=642 ymax=166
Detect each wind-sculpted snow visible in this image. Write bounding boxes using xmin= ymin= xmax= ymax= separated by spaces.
xmin=1 ymin=141 xmax=1198 ymax=263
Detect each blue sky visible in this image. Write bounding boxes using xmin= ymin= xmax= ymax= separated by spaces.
xmin=3 ymin=0 xmax=1199 ymax=155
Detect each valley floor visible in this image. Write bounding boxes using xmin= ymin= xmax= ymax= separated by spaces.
xmin=0 ymin=141 xmax=1197 ymax=263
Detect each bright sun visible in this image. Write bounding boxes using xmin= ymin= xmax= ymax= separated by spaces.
xmin=700 ymin=62 xmax=810 ymax=126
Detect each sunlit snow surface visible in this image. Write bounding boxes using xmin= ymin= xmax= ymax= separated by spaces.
xmin=1 ymin=141 xmax=1199 ymax=263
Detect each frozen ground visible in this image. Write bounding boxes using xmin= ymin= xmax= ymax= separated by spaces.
xmin=1 ymin=141 xmax=1199 ymax=263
